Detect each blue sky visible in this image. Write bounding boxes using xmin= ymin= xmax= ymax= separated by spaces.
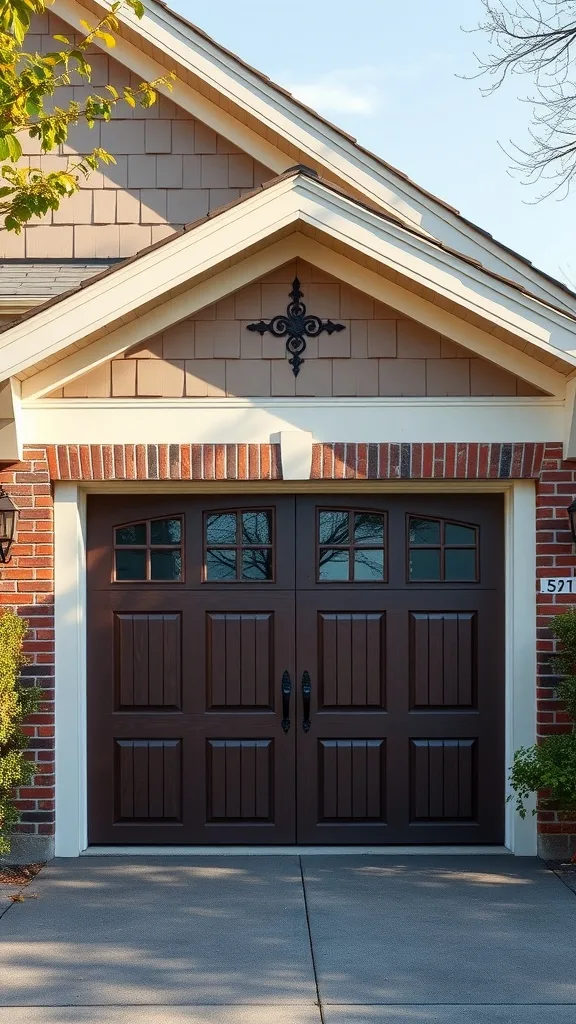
xmin=173 ymin=0 xmax=576 ymax=285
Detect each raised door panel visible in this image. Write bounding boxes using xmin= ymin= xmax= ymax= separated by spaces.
xmin=409 ymin=612 xmax=476 ymax=709
xmin=115 ymin=739 xmax=182 ymax=822
xmin=410 ymin=739 xmax=476 ymax=821
xmin=207 ymin=739 xmax=274 ymax=821
xmin=319 ymin=739 xmax=385 ymax=821
xmin=115 ymin=612 xmax=182 ymax=709
xmin=319 ymin=613 xmax=385 ymax=708
xmin=206 ymin=612 xmax=273 ymax=708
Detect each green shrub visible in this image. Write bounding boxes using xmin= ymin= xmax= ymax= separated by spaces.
xmin=0 ymin=611 xmax=41 ymax=855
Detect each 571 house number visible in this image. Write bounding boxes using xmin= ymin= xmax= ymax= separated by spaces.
xmin=540 ymin=578 xmax=576 ymax=594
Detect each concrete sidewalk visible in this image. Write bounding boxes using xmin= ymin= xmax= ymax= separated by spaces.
xmin=0 ymin=855 xmax=574 ymax=1022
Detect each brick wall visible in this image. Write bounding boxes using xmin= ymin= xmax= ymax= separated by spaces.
xmin=535 ymin=443 xmax=576 ymax=858
xmin=1 ymin=440 xmax=575 ymax=859
xmin=0 ymin=449 xmax=55 ymax=862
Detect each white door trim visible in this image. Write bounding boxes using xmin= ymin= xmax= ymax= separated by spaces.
xmin=54 ymin=479 xmax=537 ymax=857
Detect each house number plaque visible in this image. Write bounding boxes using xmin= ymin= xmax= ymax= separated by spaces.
xmin=540 ymin=577 xmax=576 ymax=594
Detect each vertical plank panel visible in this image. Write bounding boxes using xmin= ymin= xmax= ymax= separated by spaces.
xmin=117 ymin=741 xmax=134 ymax=819
xmin=147 ymin=617 xmax=165 ymax=706
xmin=163 ymin=742 xmax=181 ymax=820
xmin=366 ymin=614 xmax=384 ymax=707
xmin=148 ymin=741 xmax=165 ymax=818
xmin=411 ymin=741 xmax=430 ymax=820
xmin=321 ymin=741 xmax=338 ymax=818
xmin=351 ymin=741 xmax=367 ymax=817
xmin=162 ymin=614 xmax=181 ymax=709
xmin=442 ymin=740 xmax=459 ymax=818
xmin=411 ymin=614 xmax=429 ymax=707
xmin=208 ymin=615 xmax=227 ymax=707
xmin=321 ymin=614 xmax=338 ymax=706
xmin=240 ymin=615 xmax=256 ymax=707
xmin=457 ymin=614 xmax=474 ymax=707
xmin=458 ymin=740 xmax=475 ymax=818
xmin=132 ymin=616 xmax=150 ymax=705
xmin=337 ymin=741 xmax=352 ymax=818
xmin=254 ymin=614 xmax=271 ymax=707
xmin=428 ymin=619 xmax=444 ymax=706
xmin=240 ymin=741 xmax=256 ymax=818
xmin=209 ymin=741 xmax=227 ymax=819
xmin=225 ymin=616 xmax=241 ymax=706
xmin=116 ymin=615 xmax=134 ymax=708
xmin=132 ymin=741 xmax=149 ymax=817
xmin=442 ymin=616 xmax=459 ymax=706
xmin=337 ymin=615 xmax=352 ymax=706
xmin=351 ymin=617 xmax=367 ymax=706
xmin=225 ymin=740 xmax=241 ymax=817
xmin=428 ymin=741 xmax=444 ymax=818
xmin=366 ymin=741 xmax=383 ymax=819
xmin=255 ymin=741 xmax=271 ymax=820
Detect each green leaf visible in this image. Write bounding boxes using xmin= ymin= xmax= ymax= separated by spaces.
xmin=52 ymin=34 xmax=70 ymax=44
xmin=0 ymin=139 xmax=9 ymax=160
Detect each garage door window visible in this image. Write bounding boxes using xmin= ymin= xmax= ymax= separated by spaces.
xmin=318 ymin=509 xmax=387 ymax=582
xmin=408 ymin=516 xmax=478 ymax=582
xmin=114 ymin=517 xmax=183 ymax=581
xmin=204 ymin=509 xmax=274 ymax=581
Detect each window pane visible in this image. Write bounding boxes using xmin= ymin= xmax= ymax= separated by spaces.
xmin=115 ymin=549 xmax=146 ymax=580
xmin=319 ymin=510 xmax=349 ymax=545
xmin=206 ymin=513 xmax=236 ymax=545
xmin=242 ymin=510 xmax=272 ymax=545
xmin=115 ymin=523 xmax=146 ymax=546
xmin=445 ymin=523 xmax=476 ymax=546
xmin=242 ymin=548 xmax=272 ymax=581
xmin=354 ymin=512 xmax=384 ymax=546
xmin=151 ymin=518 xmax=181 ymax=545
xmin=409 ymin=518 xmax=440 ymax=545
xmin=409 ymin=548 xmax=441 ymax=581
xmin=445 ymin=548 xmax=477 ymax=581
xmin=318 ymin=548 xmax=349 ymax=581
xmin=206 ymin=548 xmax=237 ymax=581
xmin=151 ymin=549 xmax=182 ymax=581
xmin=354 ymin=548 xmax=384 ymax=580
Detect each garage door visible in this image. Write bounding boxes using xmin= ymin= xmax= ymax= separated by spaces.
xmin=87 ymin=494 xmax=504 ymax=845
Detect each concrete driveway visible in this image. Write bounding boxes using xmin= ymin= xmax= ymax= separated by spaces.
xmin=0 ymin=855 xmax=574 ymax=1023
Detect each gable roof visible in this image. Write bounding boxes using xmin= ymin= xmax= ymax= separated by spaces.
xmin=1 ymin=167 xmax=575 ymax=402
xmin=53 ymin=0 xmax=576 ymax=314
xmin=0 ymin=260 xmax=119 ymax=298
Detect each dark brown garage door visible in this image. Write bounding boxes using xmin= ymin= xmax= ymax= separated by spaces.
xmin=87 ymin=493 xmax=504 ymax=845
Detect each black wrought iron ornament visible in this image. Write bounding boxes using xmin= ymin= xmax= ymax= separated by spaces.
xmin=246 ymin=278 xmax=346 ymax=376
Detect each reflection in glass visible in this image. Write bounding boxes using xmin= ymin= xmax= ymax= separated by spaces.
xmin=151 ymin=549 xmax=182 ymax=581
xmin=150 ymin=518 xmax=181 ymax=545
xmin=242 ymin=548 xmax=272 ymax=581
xmin=318 ymin=548 xmax=349 ymax=581
xmin=115 ymin=549 xmax=147 ymax=580
xmin=242 ymin=511 xmax=272 ymax=546
xmin=445 ymin=548 xmax=476 ymax=581
xmin=409 ymin=518 xmax=440 ymax=545
xmin=354 ymin=513 xmax=384 ymax=545
xmin=409 ymin=548 xmax=441 ymax=581
xmin=115 ymin=523 xmax=146 ymax=546
xmin=206 ymin=513 xmax=237 ymax=546
xmin=319 ymin=510 xmax=349 ymax=545
xmin=445 ymin=523 xmax=476 ymax=546
xmin=354 ymin=548 xmax=384 ymax=580
xmin=206 ymin=548 xmax=237 ymax=580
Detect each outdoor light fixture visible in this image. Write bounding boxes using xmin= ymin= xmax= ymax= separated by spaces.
xmin=568 ymin=499 xmax=576 ymax=545
xmin=0 ymin=485 xmax=18 ymax=563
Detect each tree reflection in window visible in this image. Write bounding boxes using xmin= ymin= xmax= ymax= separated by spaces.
xmin=318 ymin=509 xmax=386 ymax=582
xmin=408 ymin=516 xmax=478 ymax=581
xmin=204 ymin=509 xmax=273 ymax=582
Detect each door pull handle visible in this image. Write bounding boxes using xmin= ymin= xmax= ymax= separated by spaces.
xmin=301 ymin=670 xmax=312 ymax=733
xmin=281 ymin=671 xmax=292 ymax=733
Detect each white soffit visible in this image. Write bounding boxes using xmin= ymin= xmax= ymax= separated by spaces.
xmin=2 ymin=174 xmax=575 ymax=397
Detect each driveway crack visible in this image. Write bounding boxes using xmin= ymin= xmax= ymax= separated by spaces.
xmin=299 ymin=855 xmax=324 ymax=1023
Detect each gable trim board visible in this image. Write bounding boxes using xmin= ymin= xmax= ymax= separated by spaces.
xmin=52 ymin=0 xmax=576 ymax=313
xmin=1 ymin=172 xmax=575 ymax=401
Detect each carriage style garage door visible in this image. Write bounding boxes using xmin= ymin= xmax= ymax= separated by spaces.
xmin=87 ymin=494 xmax=505 ymax=846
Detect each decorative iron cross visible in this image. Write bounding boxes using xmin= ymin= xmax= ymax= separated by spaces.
xmin=246 ymin=278 xmax=346 ymax=376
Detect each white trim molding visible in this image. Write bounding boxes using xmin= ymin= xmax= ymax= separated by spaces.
xmin=53 ymin=478 xmax=537 ymax=857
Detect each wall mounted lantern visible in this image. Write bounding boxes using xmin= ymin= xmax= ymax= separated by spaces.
xmin=568 ymin=499 xmax=576 ymax=545
xmin=0 ymin=485 xmax=18 ymax=563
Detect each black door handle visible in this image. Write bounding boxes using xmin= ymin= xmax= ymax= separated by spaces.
xmin=281 ymin=671 xmax=292 ymax=733
xmin=301 ymin=670 xmax=311 ymax=733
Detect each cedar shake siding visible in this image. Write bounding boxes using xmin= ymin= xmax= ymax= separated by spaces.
xmin=47 ymin=260 xmax=547 ymax=398
xmin=0 ymin=12 xmax=272 ymax=261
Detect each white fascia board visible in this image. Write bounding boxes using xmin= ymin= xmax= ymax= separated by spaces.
xmin=21 ymin=396 xmax=563 ymax=447
xmin=294 ymin=178 xmax=576 ymax=361
xmin=0 ymin=177 xmax=299 ymax=380
xmin=0 ymin=378 xmax=22 ymax=460
xmin=7 ymin=174 xmax=574 ymax=393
